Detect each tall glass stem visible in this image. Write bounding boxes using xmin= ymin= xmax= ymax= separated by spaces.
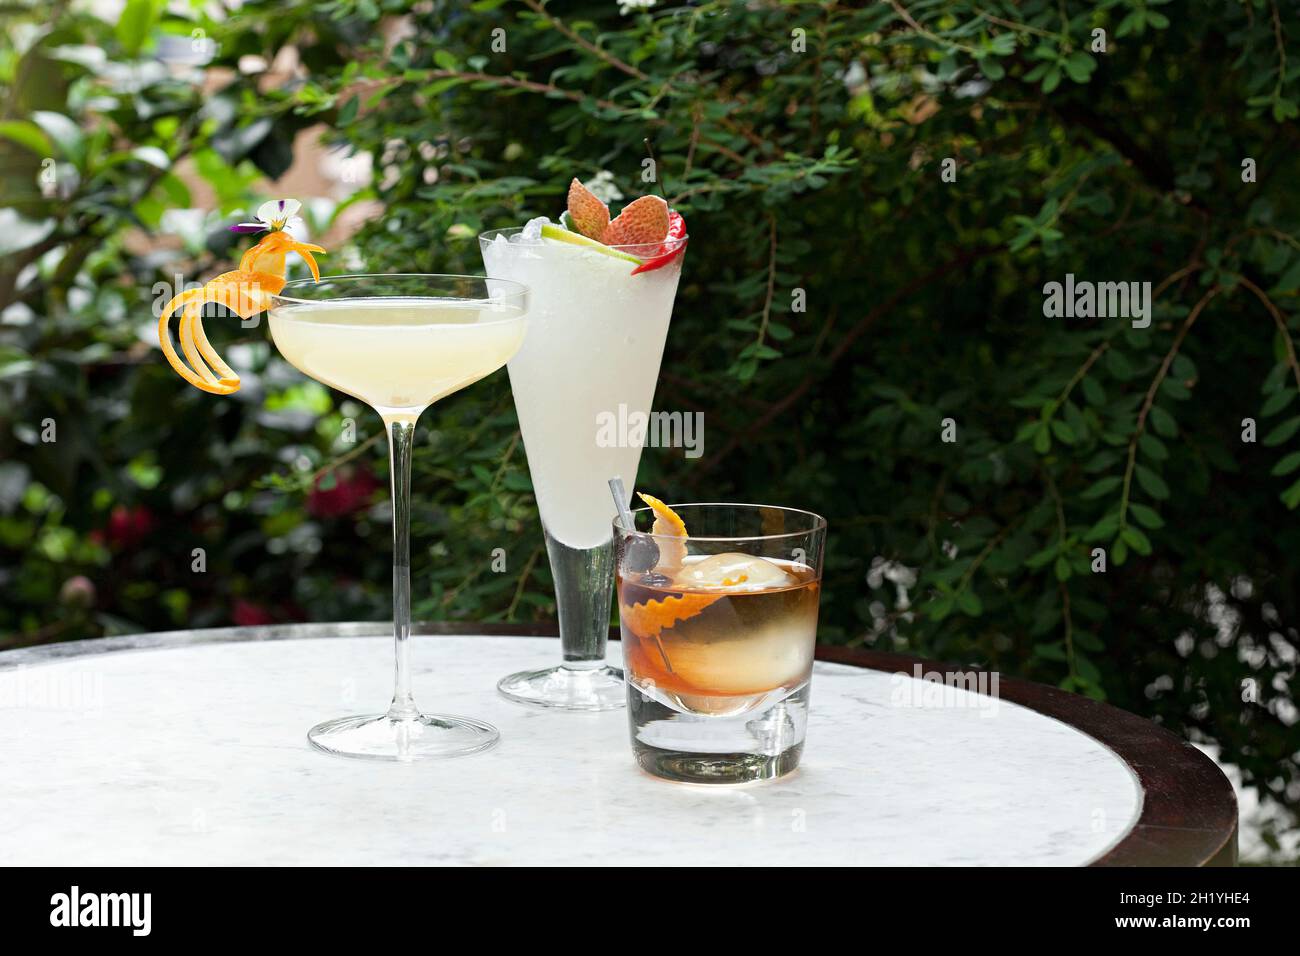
xmin=385 ymin=417 xmax=418 ymax=720
xmin=544 ymin=527 xmax=614 ymax=668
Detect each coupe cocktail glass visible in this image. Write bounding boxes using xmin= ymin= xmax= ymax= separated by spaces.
xmin=268 ymin=274 xmax=529 ymax=760
xmin=614 ymin=503 xmax=826 ymax=783
xmin=479 ymin=228 xmax=687 ymax=710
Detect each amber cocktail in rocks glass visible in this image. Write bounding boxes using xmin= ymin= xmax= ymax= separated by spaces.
xmin=614 ymin=503 xmax=826 ymax=784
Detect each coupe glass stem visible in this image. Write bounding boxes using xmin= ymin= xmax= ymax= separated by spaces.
xmin=384 ymin=416 xmax=419 ymax=720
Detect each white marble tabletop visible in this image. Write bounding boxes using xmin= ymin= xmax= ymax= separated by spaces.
xmin=0 ymin=627 xmax=1141 ymax=866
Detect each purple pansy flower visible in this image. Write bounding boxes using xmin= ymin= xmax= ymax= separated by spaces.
xmin=229 ymin=198 xmax=304 ymax=235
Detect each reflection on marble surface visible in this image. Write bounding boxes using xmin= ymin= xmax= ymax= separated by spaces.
xmin=0 ymin=632 xmax=1141 ymax=866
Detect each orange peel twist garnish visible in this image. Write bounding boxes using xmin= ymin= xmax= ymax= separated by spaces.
xmin=157 ymin=202 xmax=325 ymax=395
xmin=637 ymin=492 xmax=688 ymax=572
xmin=619 ymin=493 xmax=721 ymax=639
xmin=619 ymin=592 xmax=721 ymax=641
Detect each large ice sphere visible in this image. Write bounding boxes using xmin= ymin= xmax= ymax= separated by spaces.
xmin=672 ymin=552 xmax=796 ymax=591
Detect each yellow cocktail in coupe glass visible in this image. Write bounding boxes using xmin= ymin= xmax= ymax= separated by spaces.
xmin=269 ymin=274 xmax=529 ymax=760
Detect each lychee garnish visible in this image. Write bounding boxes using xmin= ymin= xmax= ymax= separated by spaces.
xmin=566 ymin=178 xmax=610 ymax=240
xmin=630 ymin=209 xmax=687 ymax=275
xmin=601 ymin=195 xmax=670 ymax=246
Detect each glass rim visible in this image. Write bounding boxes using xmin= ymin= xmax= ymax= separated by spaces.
xmin=478 ymin=225 xmax=689 ymax=254
xmin=270 ymin=272 xmax=530 ymax=308
xmin=613 ymin=502 xmax=827 ymax=542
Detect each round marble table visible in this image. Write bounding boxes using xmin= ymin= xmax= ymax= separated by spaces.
xmin=0 ymin=624 xmax=1236 ymax=866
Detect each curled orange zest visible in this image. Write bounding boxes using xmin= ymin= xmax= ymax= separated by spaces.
xmin=158 ymin=230 xmax=326 ymax=394
xmin=619 ymin=492 xmax=719 ymax=638
xmin=637 ymin=492 xmax=689 ymax=571
xmin=619 ymin=592 xmax=721 ymax=641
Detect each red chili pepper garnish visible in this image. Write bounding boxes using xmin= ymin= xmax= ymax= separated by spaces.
xmin=630 ymin=210 xmax=687 ymax=275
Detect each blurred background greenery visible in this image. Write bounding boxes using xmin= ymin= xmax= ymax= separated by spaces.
xmin=2 ymin=0 xmax=1298 ymax=859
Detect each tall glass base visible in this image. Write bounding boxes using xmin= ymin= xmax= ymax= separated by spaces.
xmin=497 ymin=527 xmax=625 ymax=711
xmin=496 ymin=661 xmax=625 ymax=711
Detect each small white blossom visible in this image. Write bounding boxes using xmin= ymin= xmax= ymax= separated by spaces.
xmin=229 ymin=198 xmax=303 ymax=235
xmin=584 ymin=170 xmax=623 ymax=204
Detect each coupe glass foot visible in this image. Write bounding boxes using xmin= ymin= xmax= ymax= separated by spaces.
xmin=307 ymin=712 xmax=499 ymax=761
xmin=497 ymin=664 xmax=625 ymax=711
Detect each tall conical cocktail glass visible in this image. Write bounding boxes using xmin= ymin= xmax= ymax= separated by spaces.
xmin=268 ymin=274 xmax=529 ymax=759
xmin=480 ymin=228 xmax=686 ymax=710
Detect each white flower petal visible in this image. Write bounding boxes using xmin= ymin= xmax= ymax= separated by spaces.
xmin=254 ymin=197 xmax=302 ymax=227
xmin=255 ymin=199 xmax=283 ymax=224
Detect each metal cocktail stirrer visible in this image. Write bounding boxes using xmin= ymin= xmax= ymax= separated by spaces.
xmin=608 ymin=477 xmax=674 ymax=674
xmin=608 ymin=477 xmax=658 ymax=571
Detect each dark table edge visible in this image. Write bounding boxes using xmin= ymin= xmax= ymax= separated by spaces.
xmin=2 ymin=622 xmax=1238 ymax=867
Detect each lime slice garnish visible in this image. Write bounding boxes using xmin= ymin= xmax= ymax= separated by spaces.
xmin=540 ymin=223 xmax=643 ymax=265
